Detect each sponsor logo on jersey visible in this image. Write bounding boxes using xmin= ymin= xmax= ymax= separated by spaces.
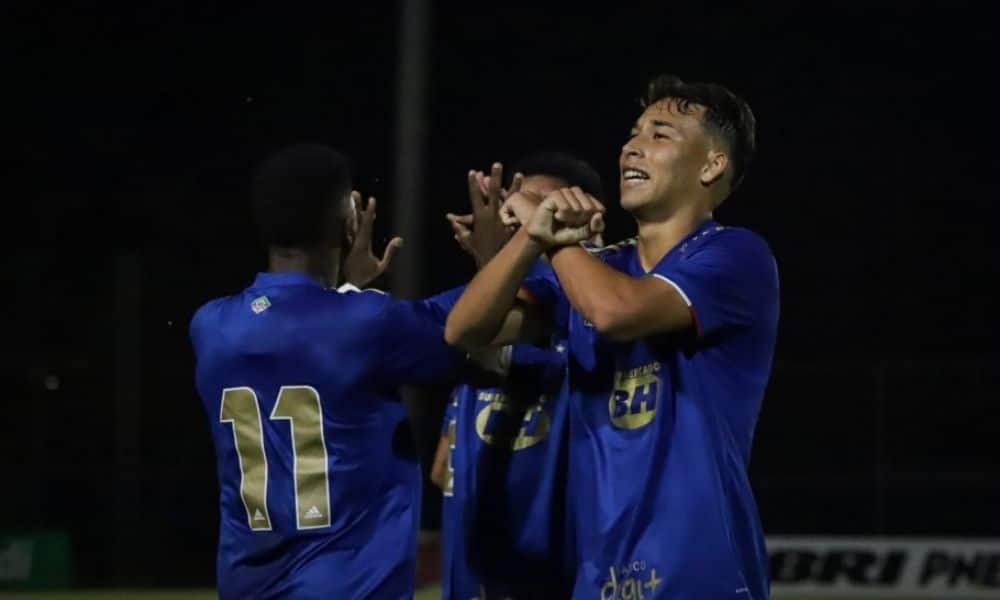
xmin=609 ymin=362 xmax=660 ymax=429
xmin=600 ymin=560 xmax=661 ymax=600
xmin=475 ymin=391 xmax=550 ymax=450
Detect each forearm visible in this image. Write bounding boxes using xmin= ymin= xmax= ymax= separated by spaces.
xmin=549 ymin=245 xmax=641 ymax=338
xmin=550 ymin=245 xmax=693 ymax=340
xmin=445 ymin=228 xmax=544 ymax=348
xmin=430 ymin=435 xmax=449 ymax=489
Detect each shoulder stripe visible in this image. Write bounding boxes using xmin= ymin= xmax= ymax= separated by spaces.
xmin=336 ymin=283 xmax=387 ymax=295
xmin=650 ymin=274 xmax=692 ymax=307
xmin=583 ymin=237 xmax=637 ymax=256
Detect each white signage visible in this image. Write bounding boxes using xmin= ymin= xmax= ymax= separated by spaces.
xmin=768 ymin=537 xmax=1000 ymax=598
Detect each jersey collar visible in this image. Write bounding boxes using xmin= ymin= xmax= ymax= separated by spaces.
xmin=636 ymin=218 xmax=719 ymax=273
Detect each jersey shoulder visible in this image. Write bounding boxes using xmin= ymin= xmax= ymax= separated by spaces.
xmin=677 ymin=225 xmax=780 ymax=294
xmin=333 ymin=283 xmax=394 ymax=316
xmin=189 ymin=295 xmax=235 ymax=346
xmin=325 ymin=284 xmax=431 ymax=347
xmin=684 ymin=225 xmax=774 ymax=260
xmin=190 ymin=283 xmax=394 ymax=345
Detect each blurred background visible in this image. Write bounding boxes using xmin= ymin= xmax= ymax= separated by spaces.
xmin=3 ymin=0 xmax=997 ymax=598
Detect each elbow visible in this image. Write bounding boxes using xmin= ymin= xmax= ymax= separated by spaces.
xmin=589 ymin=308 xmax=631 ymax=342
xmin=444 ymin=315 xmax=487 ymax=349
xmin=444 ymin=318 xmax=461 ymax=346
xmin=443 ymin=319 xmax=468 ymax=347
xmin=591 ymin=316 xmax=632 ymax=342
xmin=430 ymin=468 xmax=445 ymax=490
xmin=577 ymin=283 xmax=640 ymax=342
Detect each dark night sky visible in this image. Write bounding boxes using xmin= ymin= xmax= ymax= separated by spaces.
xmin=6 ymin=1 xmax=994 ymax=366
xmin=0 ymin=0 xmax=994 ymax=392
xmin=3 ymin=1 xmax=998 ymax=584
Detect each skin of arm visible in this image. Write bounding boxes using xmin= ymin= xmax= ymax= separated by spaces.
xmin=547 ymin=245 xmax=694 ymax=342
xmin=430 ymin=433 xmax=450 ymax=490
xmin=444 ymin=227 xmax=549 ymax=349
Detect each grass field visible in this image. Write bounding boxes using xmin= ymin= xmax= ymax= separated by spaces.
xmin=0 ymin=590 xmax=950 ymax=600
xmin=0 ymin=593 xmax=448 ymax=600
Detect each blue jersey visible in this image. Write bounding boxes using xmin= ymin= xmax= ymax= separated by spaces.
xmin=441 ymin=394 xmax=458 ymax=498
xmin=441 ymin=341 xmax=572 ymax=600
xmin=190 ymin=272 xmax=462 ymax=600
xmin=532 ymin=222 xmax=779 ymax=599
xmin=439 ymin=393 xmax=461 ymax=599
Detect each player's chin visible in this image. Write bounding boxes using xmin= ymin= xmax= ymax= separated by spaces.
xmin=619 ymin=187 xmax=649 ymax=213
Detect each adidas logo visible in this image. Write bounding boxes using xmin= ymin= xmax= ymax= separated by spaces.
xmin=253 ymin=508 xmax=266 ymax=521
xmin=305 ymin=505 xmax=323 ymax=519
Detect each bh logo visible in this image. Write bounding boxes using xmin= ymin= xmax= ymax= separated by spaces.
xmin=609 ymin=362 xmax=660 ymax=429
xmin=475 ymin=391 xmax=550 ymax=450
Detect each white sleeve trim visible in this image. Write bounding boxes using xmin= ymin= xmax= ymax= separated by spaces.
xmin=650 ymin=274 xmax=692 ymax=307
xmin=336 ymin=283 xmax=387 ymax=295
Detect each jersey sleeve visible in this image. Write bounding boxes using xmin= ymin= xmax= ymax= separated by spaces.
xmin=507 ymin=343 xmax=567 ymax=395
xmin=189 ymin=306 xmax=206 ymax=356
xmin=419 ymin=285 xmax=465 ymax=324
xmin=368 ymin=295 xmax=465 ymax=386
xmin=651 ymin=228 xmax=779 ymax=338
xmin=189 ymin=299 xmax=222 ymax=362
xmin=519 ymin=259 xmax=572 ymax=339
xmin=520 ymin=259 xmax=563 ymax=306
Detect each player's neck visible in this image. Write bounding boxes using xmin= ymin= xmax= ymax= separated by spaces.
xmin=635 ymin=205 xmax=712 ymax=272
xmin=267 ymin=246 xmax=341 ymax=289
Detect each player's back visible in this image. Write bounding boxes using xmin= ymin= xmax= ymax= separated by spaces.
xmin=191 ymin=272 xmax=458 ymax=600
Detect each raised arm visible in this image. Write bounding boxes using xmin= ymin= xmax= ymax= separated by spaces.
xmin=341 ymin=192 xmax=403 ymax=288
xmin=549 ymin=224 xmax=777 ymax=342
xmin=446 ymin=163 xmax=522 ymax=270
xmin=430 ymin=412 xmax=452 ymax=491
xmin=444 ymin=226 xmax=547 ymax=349
xmin=445 ymin=186 xmax=606 ymax=349
xmin=548 ymin=245 xmax=693 ymax=341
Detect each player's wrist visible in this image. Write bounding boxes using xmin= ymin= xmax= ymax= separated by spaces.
xmin=516 ymin=227 xmax=551 ymax=256
xmin=544 ymin=242 xmax=575 ymax=262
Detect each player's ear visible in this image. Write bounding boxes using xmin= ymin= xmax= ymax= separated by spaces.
xmin=339 ymin=193 xmax=357 ymax=249
xmin=341 ymin=216 xmax=355 ymax=250
xmin=699 ymin=150 xmax=728 ymax=187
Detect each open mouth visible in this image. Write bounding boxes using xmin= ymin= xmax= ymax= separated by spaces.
xmin=622 ymin=168 xmax=650 ymax=183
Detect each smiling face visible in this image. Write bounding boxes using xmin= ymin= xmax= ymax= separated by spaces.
xmin=619 ymin=98 xmax=727 ymax=219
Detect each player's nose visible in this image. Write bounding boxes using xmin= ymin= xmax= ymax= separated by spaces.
xmin=621 ymin=138 xmax=643 ymax=162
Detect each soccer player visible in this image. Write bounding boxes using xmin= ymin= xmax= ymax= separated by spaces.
xmin=190 ymin=144 xmax=463 ymax=599
xmin=445 ymin=74 xmax=778 ymax=599
xmin=434 ymin=153 xmax=603 ymax=600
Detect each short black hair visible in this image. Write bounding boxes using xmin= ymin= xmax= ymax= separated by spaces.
xmin=506 ymin=150 xmax=604 ymax=199
xmin=642 ymin=74 xmax=756 ymax=193
xmin=250 ymin=144 xmax=352 ymax=248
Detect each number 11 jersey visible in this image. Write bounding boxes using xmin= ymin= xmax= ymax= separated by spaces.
xmin=190 ymin=272 xmax=462 ymax=600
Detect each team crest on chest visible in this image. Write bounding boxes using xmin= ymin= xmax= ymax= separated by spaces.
xmin=609 ymin=362 xmax=660 ymax=429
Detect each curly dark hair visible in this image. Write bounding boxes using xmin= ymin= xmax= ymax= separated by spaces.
xmin=642 ymin=74 xmax=756 ymax=193
xmin=506 ymin=151 xmax=604 ymax=199
xmin=250 ymin=144 xmax=352 ymax=248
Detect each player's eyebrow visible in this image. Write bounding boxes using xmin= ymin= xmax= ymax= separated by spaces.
xmin=632 ymin=119 xmax=678 ymax=132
